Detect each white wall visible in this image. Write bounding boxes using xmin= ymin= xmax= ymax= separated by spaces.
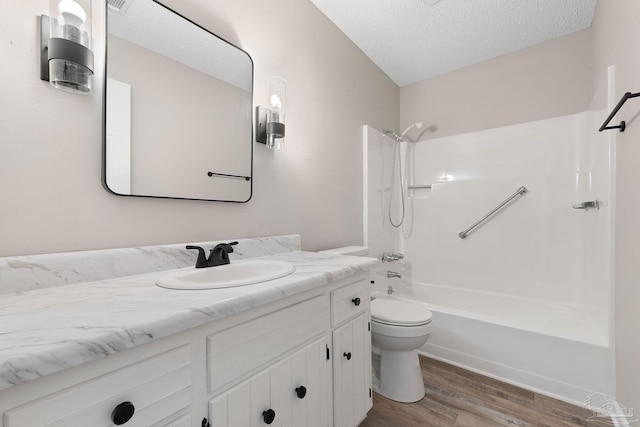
xmin=0 ymin=0 xmax=399 ymax=257
xmin=592 ymin=0 xmax=640 ymax=415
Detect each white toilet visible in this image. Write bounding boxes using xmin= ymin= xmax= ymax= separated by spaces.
xmin=370 ymin=298 xmax=432 ymax=403
xmin=319 ymin=246 xmax=433 ymax=403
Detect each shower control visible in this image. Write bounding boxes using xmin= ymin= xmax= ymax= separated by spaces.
xmin=387 ymin=271 xmax=402 ymax=279
xmin=572 ymin=200 xmax=601 ymax=210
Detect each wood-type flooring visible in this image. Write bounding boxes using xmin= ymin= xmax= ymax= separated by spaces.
xmin=360 ymin=356 xmax=613 ymax=427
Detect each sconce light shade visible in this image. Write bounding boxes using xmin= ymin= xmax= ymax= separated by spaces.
xmin=256 ymin=77 xmax=287 ymax=150
xmin=40 ymin=0 xmax=94 ymax=94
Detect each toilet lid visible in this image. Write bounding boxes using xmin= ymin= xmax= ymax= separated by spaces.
xmin=371 ymin=299 xmax=432 ymax=326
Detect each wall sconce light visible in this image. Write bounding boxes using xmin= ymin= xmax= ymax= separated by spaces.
xmin=256 ymin=77 xmax=286 ymax=150
xmin=40 ymin=0 xmax=94 ymax=94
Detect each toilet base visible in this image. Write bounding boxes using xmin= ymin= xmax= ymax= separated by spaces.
xmin=376 ymin=348 xmax=425 ymax=403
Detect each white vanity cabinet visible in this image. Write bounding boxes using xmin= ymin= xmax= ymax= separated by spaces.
xmin=0 ymin=273 xmax=373 ymax=427
xmin=330 ymin=280 xmax=373 ymax=427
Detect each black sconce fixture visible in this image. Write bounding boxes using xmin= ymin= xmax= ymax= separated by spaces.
xmin=40 ymin=0 xmax=94 ymax=94
xmin=256 ymin=77 xmax=286 ymax=150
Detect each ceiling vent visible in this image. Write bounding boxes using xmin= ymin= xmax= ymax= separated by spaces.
xmin=107 ymin=0 xmax=133 ymax=15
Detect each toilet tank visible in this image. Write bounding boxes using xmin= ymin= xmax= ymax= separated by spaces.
xmin=318 ymin=246 xmax=369 ymax=256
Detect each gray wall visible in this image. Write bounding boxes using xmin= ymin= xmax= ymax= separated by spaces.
xmin=400 ymin=29 xmax=593 ymax=138
xmin=0 ymin=0 xmax=399 ymax=256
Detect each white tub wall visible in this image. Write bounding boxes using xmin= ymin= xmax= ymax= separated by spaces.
xmin=364 ymin=125 xmax=411 ymax=295
xmin=403 ymin=112 xmax=611 ymax=316
xmin=574 ymin=109 xmax=615 ymax=321
xmin=363 ymin=125 xmax=403 ymax=257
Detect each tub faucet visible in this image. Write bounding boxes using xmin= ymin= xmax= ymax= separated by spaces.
xmin=186 ymin=241 xmax=238 ymax=268
xmin=387 ymin=271 xmax=402 ymax=279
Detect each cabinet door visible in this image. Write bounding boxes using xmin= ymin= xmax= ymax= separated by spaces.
xmin=209 ymin=381 xmax=252 ymax=427
xmin=159 ymin=413 xmax=191 ymax=427
xmin=333 ymin=312 xmax=372 ymax=427
xmin=209 ymin=337 xmax=328 ymax=427
xmin=289 ymin=338 xmax=330 ymax=427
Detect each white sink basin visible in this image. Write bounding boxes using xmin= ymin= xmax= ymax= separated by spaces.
xmin=156 ymin=259 xmax=296 ymax=290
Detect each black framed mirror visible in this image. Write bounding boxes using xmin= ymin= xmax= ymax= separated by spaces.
xmin=103 ymin=0 xmax=253 ymax=202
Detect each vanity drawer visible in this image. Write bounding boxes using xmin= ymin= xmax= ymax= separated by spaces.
xmin=331 ymin=279 xmax=370 ymax=326
xmin=4 ymin=346 xmax=192 ymax=427
xmin=207 ymin=295 xmax=329 ymax=395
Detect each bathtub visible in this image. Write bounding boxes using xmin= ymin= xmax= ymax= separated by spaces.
xmin=372 ymin=281 xmax=615 ymax=406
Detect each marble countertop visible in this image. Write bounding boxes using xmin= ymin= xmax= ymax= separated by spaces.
xmin=0 ymin=251 xmax=378 ymax=392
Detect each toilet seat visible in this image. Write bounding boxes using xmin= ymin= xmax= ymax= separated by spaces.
xmin=371 ymin=298 xmax=432 ymax=327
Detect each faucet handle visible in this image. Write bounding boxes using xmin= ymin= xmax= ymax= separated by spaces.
xmin=210 ymin=241 xmax=238 ymax=255
xmin=207 ymin=241 xmax=239 ymax=267
xmin=186 ymin=245 xmax=209 ymax=268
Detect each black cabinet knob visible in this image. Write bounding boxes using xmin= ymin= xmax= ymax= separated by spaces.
xmin=111 ymin=401 xmax=135 ymax=425
xmin=352 ymin=297 xmax=361 ymax=306
xmin=344 ymin=352 xmax=352 ymax=360
xmin=295 ymin=385 xmax=307 ymax=399
xmin=263 ymin=409 xmax=276 ymax=424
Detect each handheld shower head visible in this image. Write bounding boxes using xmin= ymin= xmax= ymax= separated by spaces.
xmin=400 ymin=122 xmax=424 ymax=138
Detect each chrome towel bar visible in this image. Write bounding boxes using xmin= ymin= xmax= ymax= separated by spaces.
xmin=458 ymin=186 xmax=528 ymax=239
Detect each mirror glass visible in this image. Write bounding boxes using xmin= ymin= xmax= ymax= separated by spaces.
xmin=104 ymin=0 xmax=253 ymax=202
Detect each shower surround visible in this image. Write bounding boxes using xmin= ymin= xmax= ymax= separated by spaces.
xmin=363 ymin=109 xmax=615 ymax=404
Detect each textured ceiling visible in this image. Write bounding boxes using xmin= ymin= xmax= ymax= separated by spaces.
xmin=309 ymin=0 xmax=598 ymax=87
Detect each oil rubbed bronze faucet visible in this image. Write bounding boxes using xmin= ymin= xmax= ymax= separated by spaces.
xmin=186 ymin=241 xmax=238 ymax=268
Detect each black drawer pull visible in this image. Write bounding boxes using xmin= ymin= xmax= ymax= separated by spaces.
xmin=263 ymin=409 xmax=276 ymax=424
xmin=296 ymin=385 xmax=307 ymax=399
xmin=352 ymin=297 xmax=361 ymax=306
xmin=344 ymin=352 xmax=352 ymax=360
xmin=111 ymin=401 xmax=135 ymax=425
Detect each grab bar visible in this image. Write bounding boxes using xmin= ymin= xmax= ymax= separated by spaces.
xmin=458 ymin=186 xmax=528 ymax=239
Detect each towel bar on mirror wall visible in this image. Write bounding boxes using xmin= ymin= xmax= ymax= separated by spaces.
xmin=207 ymin=172 xmax=251 ymax=181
